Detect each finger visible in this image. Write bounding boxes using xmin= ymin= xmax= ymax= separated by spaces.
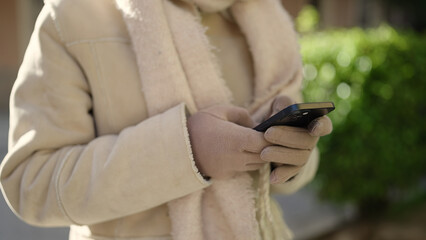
xmin=244 ymin=163 xmax=266 ymax=171
xmin=260 ymin=146 xmax=310 ymax=166
xmin=243 ymin=152 xmax=265 ymax=165
xmin=308 ymin=116 xmax=333 ymax=137
xmin=264 ymin=126 xmax=319 ymax=150
xmin=200 ymin=105 xmax=255 ymax=128
xmin=240 ymin=128 xmax=272 ymax=153
xmin=270 ymin=165 xmax=301 ymax=184
xmin=271 ymin=95 xmax=295 ymax=116
xmin=226 ymin=106 xmax=255 ymax=128
xmin=234 ymin=152 xmax=265 ymax=171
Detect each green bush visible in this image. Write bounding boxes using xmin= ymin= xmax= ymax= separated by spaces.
xmin=300 ymin=25 xmax=426 ymax=214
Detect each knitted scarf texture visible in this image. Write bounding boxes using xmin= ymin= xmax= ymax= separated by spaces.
xmin=115 ymin=0 xmax=302 ymax=239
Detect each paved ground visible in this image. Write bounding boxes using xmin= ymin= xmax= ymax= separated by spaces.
xmin=274 ymin=190 xmax=355 ymax=240
xmin=0 ymin=112 xmax=351 ymax=240
xmin=314 ymin=203 xmax=426 ymax=240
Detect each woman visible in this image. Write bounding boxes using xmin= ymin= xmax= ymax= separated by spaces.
xmin=0 ymin=0 xmax=332 ymax=239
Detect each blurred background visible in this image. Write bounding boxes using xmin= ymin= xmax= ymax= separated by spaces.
xmin=0 ymin=0 xmax=425 ymax=239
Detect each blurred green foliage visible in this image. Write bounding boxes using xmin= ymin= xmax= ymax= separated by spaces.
xmin=298 ymin=7 xmax=426 ymax=214
xmin=296 ymin=4 xmax=319 ymax=33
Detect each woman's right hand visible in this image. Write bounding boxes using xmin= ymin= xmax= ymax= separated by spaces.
xmin=187 ymin=105 xmax=270 ymax=179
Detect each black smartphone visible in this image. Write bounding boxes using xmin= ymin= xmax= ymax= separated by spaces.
xmin=253 ymin=102 xmax=335 ymax=132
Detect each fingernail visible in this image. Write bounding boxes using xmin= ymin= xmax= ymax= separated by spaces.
xmin=311 ymin=121 xmax=322 ymax=135
xmin=270 ymin=173 xmax=277 ymax=183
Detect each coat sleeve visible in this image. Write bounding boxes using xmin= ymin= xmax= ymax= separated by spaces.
xmin=0 ymin=6 xmax=209 ymax=227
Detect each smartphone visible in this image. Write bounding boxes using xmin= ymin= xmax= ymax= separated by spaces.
xmin=253 ymin=102 xmax=335 ymax=132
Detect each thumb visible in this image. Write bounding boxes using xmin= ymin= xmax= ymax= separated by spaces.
xmin=226 ymin=106 xmax=255 ymax=128
xmin=200 ymin=105 xmax=255 ymax=128
xmin=308 ymin=116 xmax=333 ymax=137
xmin=271 ymin=95 xmax=295 ymax=116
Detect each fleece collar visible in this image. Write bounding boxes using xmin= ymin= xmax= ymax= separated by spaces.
xmin=115 ymin=0 xmax=301 ymax=239
xmin=182 ymin=0 xmax=237 ymax=12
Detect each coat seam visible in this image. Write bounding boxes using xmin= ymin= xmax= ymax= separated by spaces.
xmin=66 ymin=38 xmax=130 ymax=48
xmin=45 ymin=3 xmax=130 ymax=48
xmin=71 ymin=227 xmax=172 ymax=240
xmin=45 ymin=3 xmax=65 ymax=43
xmin=178 ymin=104 xmax=209 ymax=185
xmin=89 ymin=42 xmax=116 ymax=129
xmin=55 ymin=149 xmax=79 ymax=225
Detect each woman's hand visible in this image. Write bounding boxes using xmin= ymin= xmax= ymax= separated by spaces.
xmin=261 ymin=95 xmax=333 ymax=184
xmin=188 ymin=105 xmax=271 ymax=179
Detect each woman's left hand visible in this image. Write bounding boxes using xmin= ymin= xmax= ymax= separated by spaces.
xmin=261 ymin=95 xmax=333 ymax=184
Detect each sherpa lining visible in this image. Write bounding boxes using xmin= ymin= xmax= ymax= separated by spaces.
xmin=179 ymin=103 xmax=210 ymax=184
xmin=115 ymin=0 xmax=303 ymax=239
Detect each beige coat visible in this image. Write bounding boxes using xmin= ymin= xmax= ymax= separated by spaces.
xmin=0 ymin=0 xmax=318 ymax=239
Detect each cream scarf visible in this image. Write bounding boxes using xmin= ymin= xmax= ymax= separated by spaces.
xmin=115 ymin=0 xmax=302 ymax=239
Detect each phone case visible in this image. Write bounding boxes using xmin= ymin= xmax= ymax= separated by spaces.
xmin=253 ymin=102 xmax=335 ymax=132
